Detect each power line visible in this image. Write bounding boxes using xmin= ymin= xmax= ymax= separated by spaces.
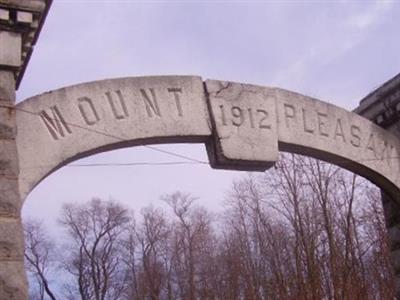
xmin=3 ymin=104 xmax=400 ymax=166
xmin=143 ymin=145 xmax=206 ymax=164
xmin=3 ymin=105 xmax=207 ymax=164
xmin=68 ymin=161 xmax=207 ymax=167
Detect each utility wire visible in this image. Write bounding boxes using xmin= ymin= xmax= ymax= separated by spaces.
xmin=67 ymin=155 xmax=400 ymax=168
xmin=3 ymin=104 xmax=400 ymax=167
xmin=3 ymin=105 xmax=207 ymax=164
xmin=68 ymin=161 xmax=206 ymax=167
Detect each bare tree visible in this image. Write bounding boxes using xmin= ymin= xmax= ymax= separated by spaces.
xmin=163 ymin=192 xmax=216 ymax=300
xmin=24 ymin=219 xmax=59 ymax=300
xmin=135 ymin=205 xmax=170 ymax=300
xmin=222 ymin=154 xmax=395 ymax=299
xmin=24 ymin=158 xmax=395 ymax=300
xmin=59 ymin=198 xmax=131 ymax=300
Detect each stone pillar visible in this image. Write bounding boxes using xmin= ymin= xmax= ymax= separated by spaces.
xmin=0 ymin=72 xmax=27 ymax=298
xmin=0 ymin=5 xmax=30 ymax=300
xmin=0 ymin=1 xmax=50 ymax=297
xmin=0 ymin=29 xmax=27 ymax=298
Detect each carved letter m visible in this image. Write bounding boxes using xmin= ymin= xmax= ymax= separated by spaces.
xmin=39 ymin=106 xmax=72 ymax=140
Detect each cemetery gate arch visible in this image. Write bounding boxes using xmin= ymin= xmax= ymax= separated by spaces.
xmin=2 ymin=75 xmax=400 ymax=299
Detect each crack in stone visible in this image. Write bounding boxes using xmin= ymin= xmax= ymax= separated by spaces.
xmin=215 ymin=81 xmax=232 ymax=97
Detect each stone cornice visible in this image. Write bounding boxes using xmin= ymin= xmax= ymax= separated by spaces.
xmin=354 ymin=73 xmax=400 ymax=129
xmin=0 ymin=0 xmax=52 ymax=89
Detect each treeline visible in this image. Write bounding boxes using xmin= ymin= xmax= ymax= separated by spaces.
xmin=24 ymin=154 xmax=395 ymax=300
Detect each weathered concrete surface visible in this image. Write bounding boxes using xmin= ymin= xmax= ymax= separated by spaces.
xmin=275 ymin=87 xmax=400 ymax=201
xmin=0 ymin=71 xmax=20 ymax=219
xmin=0 ymin=259 xmax=27 ymax=300
xmin=0 ymin=220 xmax=24 ymax=261
xmin=206 ymin=80 xmax=278 ymax=171
xmin=0 ymin=70 xmax=27 ymax=300
xmin=16 ymin=78 xmax=400 ymax=203
xmin=0 ymin=31 xmax=21 ymax=68
xmin=17 ymin=76 xmax=211 ymax=199
xmin=205 ymin=80 xmax=400 ymax=203
xmin=0 ymin=2 xmax=50 ymax=296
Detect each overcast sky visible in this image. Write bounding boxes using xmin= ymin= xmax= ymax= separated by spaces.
xmin=18 ymin=0 xmax=400 ymax=229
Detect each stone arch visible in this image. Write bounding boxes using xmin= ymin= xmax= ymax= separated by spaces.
xmin=16 ymin=76 xmax=211 ymax=200
xmin=8 ymin=75 xmax=399 ymax=300
xmin=16 ymin=76 xmax=400 ymax=204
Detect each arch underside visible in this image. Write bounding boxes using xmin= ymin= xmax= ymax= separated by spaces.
xmin=15 ymin=76 xmax=400 ymax=203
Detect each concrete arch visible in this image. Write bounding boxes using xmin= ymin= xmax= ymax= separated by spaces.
xmin=16 ymin=76 xmax=400 ymax=204
xmin=16 ymin=76 xmax=211 ymax=199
